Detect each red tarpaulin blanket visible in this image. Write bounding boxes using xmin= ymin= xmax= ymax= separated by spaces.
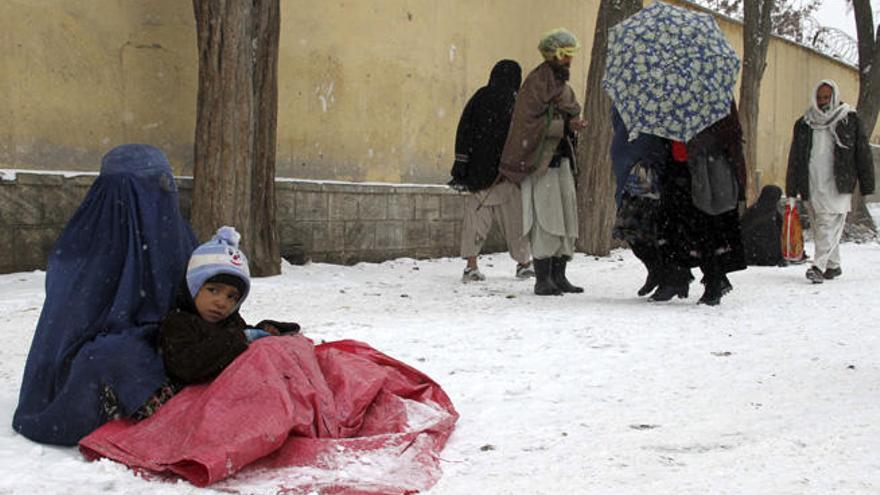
xmin=79 ymin=336 xmax=458 ymax=494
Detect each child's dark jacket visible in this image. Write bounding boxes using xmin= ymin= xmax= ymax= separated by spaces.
xmin=158 ymin=287 xmax=249 ymax=385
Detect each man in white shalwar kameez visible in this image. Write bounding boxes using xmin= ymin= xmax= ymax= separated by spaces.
xmin=785 ymin=80 xmax=875 ymax=284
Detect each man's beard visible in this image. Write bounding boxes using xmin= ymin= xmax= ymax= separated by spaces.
xmin=550 ymin=63 xmax=570 ymax=82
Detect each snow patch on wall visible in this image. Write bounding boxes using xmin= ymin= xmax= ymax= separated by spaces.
xmin=316 ymin=82 xmax=336 ymax=113
xmin=0 ymin=169 xmax=99 ymax=182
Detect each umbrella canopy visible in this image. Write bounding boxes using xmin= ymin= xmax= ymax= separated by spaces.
xmin=603 ymin=1 xmax=740 ymax=142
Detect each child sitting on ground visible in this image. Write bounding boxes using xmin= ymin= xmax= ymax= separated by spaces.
xmin=134 ymin=226 xmax=298 ymax=419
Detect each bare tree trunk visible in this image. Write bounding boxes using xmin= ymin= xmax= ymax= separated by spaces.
xmin=852 ymin=0 xmax=880 ymax=135
xmin=739 ymin=0 xmax=774 ymax=204
xmin=575 ymin=0 xmax=642 ymax=256
xmin=192 ymin=0 xmax=281 ymax=276
xmin=249 ymin=1 xmax=281 ymax=275
xmin=846 ymin=0 xmax=879 ymax=238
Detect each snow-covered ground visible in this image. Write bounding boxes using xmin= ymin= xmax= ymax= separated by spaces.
xmin=0 ymin=238 xmax=878 ymax=494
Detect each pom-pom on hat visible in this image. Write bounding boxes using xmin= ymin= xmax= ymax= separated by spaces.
xmin=186 ymin=226 xmax=251 ymax=304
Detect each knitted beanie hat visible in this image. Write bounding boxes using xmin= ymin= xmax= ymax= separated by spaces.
xmin=186 ymin=226 xmax=251 ymax=304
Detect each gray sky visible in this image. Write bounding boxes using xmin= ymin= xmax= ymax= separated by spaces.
xmin=815 ymin=0 xmax=879 ymax=39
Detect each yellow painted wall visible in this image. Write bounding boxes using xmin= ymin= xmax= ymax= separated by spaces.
xmin=0 ymin=0 xmax=872 ymax=188
xmin=0 ymin=1 xmax=197 ymax=172
xmin=276 ymin=1 xmax=595 ymax=182
xmin=0 ymin=0 xmax=595 ymax=180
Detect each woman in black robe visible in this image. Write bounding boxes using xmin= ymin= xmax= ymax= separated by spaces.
xmin=741 ymin=185 xmax=784 ymax=266
xmin=652 ymin=103 xmax=747 ymax=306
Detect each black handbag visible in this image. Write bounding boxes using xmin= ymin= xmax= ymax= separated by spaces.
xmin=688 ymin=147 xmax=738 ymax=215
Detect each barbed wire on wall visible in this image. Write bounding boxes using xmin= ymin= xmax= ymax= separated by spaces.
xmin=802 ymin=16 xmax=859 ymax=66
xmin=689 ymin=0 xmax=859 ymax=67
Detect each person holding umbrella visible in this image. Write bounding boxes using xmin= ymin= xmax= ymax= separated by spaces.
xmin=498 ymin=28 xmax=587 ymax=296
xmin=602 ymin=2 xmax=746 ymax=305
xmin=653 ymin=103 xmax=748 ymax=305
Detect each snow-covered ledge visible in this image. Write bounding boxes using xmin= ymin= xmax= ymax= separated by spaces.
xmin=0 ymin=171 xmax=504 ymax=274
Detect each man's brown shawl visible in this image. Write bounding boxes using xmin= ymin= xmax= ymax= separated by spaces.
xmin=499 ymin=62 xmax=582 ymax=184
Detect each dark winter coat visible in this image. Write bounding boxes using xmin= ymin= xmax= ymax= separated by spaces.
xmin=449 ymin=60 xmax=522 ymax=191
xmin=158 ymin=285 xmax=249 ymax=386
xmin=499 ymin=61 xmax=581 ymax=184
xmin=785 ymin=111 xmax=875 ymax=199
xmin=657 ymin=160 xmax=746 ymax=277
xmin=741 ymin=185 xmax=784 ymax=266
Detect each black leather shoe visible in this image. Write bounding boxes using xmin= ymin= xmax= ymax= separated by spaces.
xmin=648 ymin=284 xmax=688 ymax=302
xmin=823 ymin=267 xmax=842 ymax=280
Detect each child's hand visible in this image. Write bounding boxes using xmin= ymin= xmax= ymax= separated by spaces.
xmin=256 ymin=320 xmax=301 ymax=335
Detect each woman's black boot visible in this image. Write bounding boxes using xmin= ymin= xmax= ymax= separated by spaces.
xmin=637 ymin=270 xmax=659 ymax=296
xmin=648 ymin=283 xmax=689 ymax=302
xmin=698 ymin=278 xmax=724 ymax=306
xmin=552 ymin=256 xmax=583 ymax=293
xmin=533 ymin=258 xmax=562 ymax=296
xmin=648 ymin=265 xmax=690 ymax=302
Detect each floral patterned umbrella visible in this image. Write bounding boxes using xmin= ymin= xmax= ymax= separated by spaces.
xmin=602 ymin=1 xmax=740 ymax=142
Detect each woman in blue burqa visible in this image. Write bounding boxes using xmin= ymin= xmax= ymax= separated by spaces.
xmin=13 ymin=144 xmax=197 ymax=445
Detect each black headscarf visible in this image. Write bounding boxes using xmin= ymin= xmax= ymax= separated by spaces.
xmin=450 ymin=60 xmax=522 ymax=191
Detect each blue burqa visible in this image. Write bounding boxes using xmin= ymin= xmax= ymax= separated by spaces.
xmin=13 ymin=144 xmax=197 ymax=445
